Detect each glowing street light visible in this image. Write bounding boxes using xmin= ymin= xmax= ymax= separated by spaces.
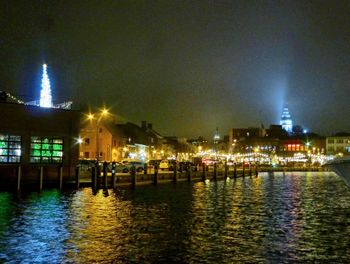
xmin=86 ymin=108 xmax=110 ymax=161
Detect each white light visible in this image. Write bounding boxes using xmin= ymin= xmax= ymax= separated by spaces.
xmin=39 ymin=64 xmax=53 ymax=108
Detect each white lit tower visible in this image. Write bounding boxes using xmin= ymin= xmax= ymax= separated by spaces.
xmin=213 ymin=127 xmax=220 ymax=144
xmin=280 ymin=107 xmax=293 ymax=133
xmin=39 ymin=63 xmax=53 ymax=108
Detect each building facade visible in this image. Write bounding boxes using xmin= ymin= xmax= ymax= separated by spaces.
xmin=0 ymin=102 xmax=80 ymax=186
xmin=79 ymin=121 xmax=164 ymax=162
xmin=326 ymin=136 xmax=350 ymax=156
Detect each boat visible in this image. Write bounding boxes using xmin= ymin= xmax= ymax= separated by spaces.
xmin=324 ymin=157 xmax=350 ymax=186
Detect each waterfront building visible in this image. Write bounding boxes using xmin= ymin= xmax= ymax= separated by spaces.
xmin=280 ymin=107 xmax=293 ymax=133
xmin=0 ymin=102 xmax=80 ymax=185
xmin=326 ymin=133 xmax=350 ymax=156
xmin=79 ymin=120 xmax=163 ymax=162
xmin=0 ymin=63 xmax=79 ymax=187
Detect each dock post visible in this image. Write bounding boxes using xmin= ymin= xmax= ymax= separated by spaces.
xmin=173 ymin=163 xmax=177 ymax=184
xmin=144 ymin=163 xmax=148 ymax=175
xmin=224 ymin=161 xmax=228 ymax=180
xmin=59 ymin=166 xmax=63 ymax=190
xmin=213 ymin=162 xmax=217 ymax=181
xmin=131 ymin=165 xmax=136 ymax=189
xmin=242 ymin=163 xmax=245 ymax=177
xmin=96 ymin=162 xmax=101 ymax=189
xmin=153 ymin=164 xmax=158 ymax=185
xmin=249 ymin=162 xmax=252 ymax=177
xmin=91 ymin=166 xmax=97 ymax=190
xmin=103 ymin=161 xmax=108 ymax=189
xmin=187 ymin=164 xmax=192 ymax=182
xmin=75 ymin=165 xmax=80 ymax=189
xmin=111 ymin=162 xmax=116 ymax=189
xmin=202 ymin=164 xmax=206 ymax=181
xmin=255 ymin=164 xmax=259 ymax=177
xmin=234 ymin=163 xmax=237 ymax=178
xmin=39 ymin=166 xmax=44 ymax=191
xmin=17 ymin=165 xmax=22 ymax=192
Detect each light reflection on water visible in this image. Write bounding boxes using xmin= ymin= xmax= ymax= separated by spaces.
xmin=1 ymin=172 xmax=350 ymax=263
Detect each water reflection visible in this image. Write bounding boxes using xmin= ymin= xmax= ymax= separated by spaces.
xmin=0 ymin=172 xmax=350 ymax=263
xmin=0 ymin=190 xmax=69 ymax=263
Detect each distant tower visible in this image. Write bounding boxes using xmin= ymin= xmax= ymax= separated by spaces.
xmin=39 ymin=63 xmax=53 ymax=108
xmin=280 ymin=107 xmax=293 ymax=133
xmin=213 ymin=127 xmax=220 ymax=144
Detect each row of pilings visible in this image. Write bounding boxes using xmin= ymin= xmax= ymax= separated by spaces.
xmin=3 ymin=163 xmax=323 ymax=192
xmin=75 ymin=161 xmax=260 ymax=190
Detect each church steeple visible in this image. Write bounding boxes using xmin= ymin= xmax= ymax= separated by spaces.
xmin=213 ymin=127 xmax=220 ymax=144
xmin=280 ymin=107 xmax=293 ymax=133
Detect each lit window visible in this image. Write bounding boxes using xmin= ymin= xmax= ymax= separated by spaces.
xmin=0 ymin=134 xmax=21 ymax=163
xmin=30 ymin=137 xmax=63 ymax=163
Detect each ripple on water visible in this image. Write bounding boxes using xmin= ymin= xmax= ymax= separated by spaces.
xmin=0 ymin=172 xmax=350 ymax=263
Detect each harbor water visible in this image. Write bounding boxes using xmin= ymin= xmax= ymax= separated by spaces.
xmin=1 ymin=171 xmax=350 ymax=263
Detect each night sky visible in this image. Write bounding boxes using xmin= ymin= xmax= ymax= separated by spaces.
xmin=0 ymin=1 xmax=349 ymax=138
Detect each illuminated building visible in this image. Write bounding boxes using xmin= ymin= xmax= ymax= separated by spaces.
xmin=326 ymin=134 xmax=350 ymax=156
xmin=280 ymin=107 xmax=293 ymax=133
xmin=0 ymin=102 xmax=80 ymax=187
xmin=79 ymin=121 xmax=163 ymax=162
xmin=0 ymin=63 xmax=79 ymax=189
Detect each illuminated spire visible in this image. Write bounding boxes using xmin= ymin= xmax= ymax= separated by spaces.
xmin=280 ymin=107 xmax=293 ymax=133
xmin=39 ymin=63 xmax=52 ymax=108
xmin=213 ymin=127 xmax=220 ymax=144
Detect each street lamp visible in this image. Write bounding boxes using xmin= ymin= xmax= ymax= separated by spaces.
xmin=86 ymin=108 xmax=109 ymax=161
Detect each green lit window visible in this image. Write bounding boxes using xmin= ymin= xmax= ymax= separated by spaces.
xmin=0 ymin=134 xmax=21 ymax=163
xmin=30 ymin=137 xmax=63 ymax=163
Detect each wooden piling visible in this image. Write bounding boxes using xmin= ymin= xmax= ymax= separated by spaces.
xmin=91 ymin=166 xmax=97 ymax=190
xmin=96 ymin=162 xmax=101 ymax=188
xmin=202 ymin=164 xmax=206 ymax=181
xmin=213 ymin=162 xmax=217 ymax=181
xmin=17 ymin=165 xmax=21 ymax=191
xmin=111 ymin=162 xmax=116 ymax=189
xmin=103 ymin=162 xmax=108 ymax=189
xmin=59 ymin=166 xmax=63 ymax=190
xmin=131 ymin=166 xmax=136 ymax=189
xmin=249 ymin=163 xmax=252 ymax=177
xmin=39 ymin=166 xmax=44 ymax=191
xmin=255 ymin=165 xmax=259 ymax=177
xmin=173 ymin=163 xmax=177 ymax=184
xmin=153 ymin=165 xmax=158 ymax=185
xmin=187 ymin=165 xmax=192 ymax=182
xmin=242 ymin=163 xmax=245 ymax=177
xmin=75 ymin=166 xmax=80 ymax=189
xmin=224 ymin=161 xmax=228 ymax=180
xmin=234 ymin=163 xmax=237 ymax=178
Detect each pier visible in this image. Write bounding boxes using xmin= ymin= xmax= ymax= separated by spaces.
xmin=70 ymin=163 xmax=325 ymax=190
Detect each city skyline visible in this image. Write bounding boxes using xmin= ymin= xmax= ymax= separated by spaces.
xmin=0 ymin=1 xmax=349 ymax=138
